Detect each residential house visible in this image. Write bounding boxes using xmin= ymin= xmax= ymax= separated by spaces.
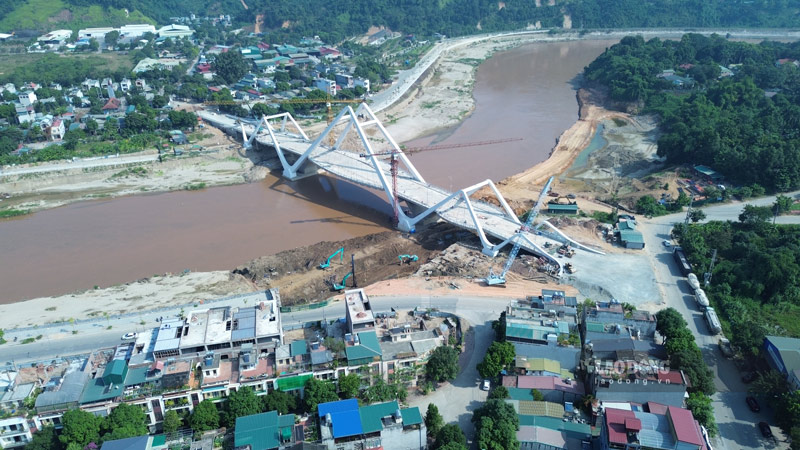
xmin=335 ymin=74 xmax=353 ymax=88
xmin=102 ymin=98 xmax=122 ymax=113
xmin=764 ymin=335 xmax=800 ymax=389
xmin=120 ymin=79 xmax=132 ymax=92
xmin=313 ymin=78 xmax=336 ymax=96
xmin=503 ymin=375 xmax=586 ymax=404
xmin=582 ymin=301 xmax=657 ymax=341
xmin=600 ymin=405 xmax=706 ymax=450
xmin=345 ymin=289 xmax=376 ymax=334
xmin=234 ymin=411 xmax=297 ymax=450
xmin=593 ymin=369 xmax=688 ymax=408
xmin=0 ymin=370 xmax=35 ymax=413
xmin=49 ymin=119 xmax=65 ymax=141
xmin=317 ymin=399 xmax=425 ymax=450
xmin=0 ymin=417 xmax=33 ymax=449
xmin=82 ymin=79 xmax=101 ymax=91
xmin=354 ymin=78 xmax=370 ymax=92
xmin=15 ymin=105 xmax=35 ymax=124
xmin=17 ymin=91 xmax=36 ymax=107
xmin=135 ymin=79 xmax=148 ymax=90
xmin=345 ymin=331 xmax=382 ymax=370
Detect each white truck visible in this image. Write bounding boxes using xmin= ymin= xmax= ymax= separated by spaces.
xmin=687 ymin=273 xmax=701 ymax=291
xmin=704 ymin=307 xmax=723 ymax=335
xmin=694 ymin=288 xmax=710 ymax=309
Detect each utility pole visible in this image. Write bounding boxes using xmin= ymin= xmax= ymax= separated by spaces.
xmin=351 ymin=254 xmax=357 ymax=288
xmin=684 ymin=196 xmax=694 ymax=226
xmin=704 ymin=249 xmax=717 ymax=286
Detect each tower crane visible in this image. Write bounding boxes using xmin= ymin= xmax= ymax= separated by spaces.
xmin=358 ymin=138 xmax=523 ymax=225
xmin=485 ymin=175 xmax=554 ymax=286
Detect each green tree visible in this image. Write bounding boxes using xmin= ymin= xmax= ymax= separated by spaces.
xmin=262 ymin=390 xmax=297 ymax=415
xmin=688 ymin=209 xmax=706 ymax=223
xmin=60 ymin=409 xmax=102 ymax=447
xmin=531 ymin=389 xmax=544 ymax=401
xmin=104 ymin=31 xmax=120 ymax=48
xmin=434 ymin=424 xmax=466 ymax=450
xmin=635 ymin=195 xmax=667 ymax=216
xmin=655 ymin=308 xmax=687 ymax=341
xmin=102 ymin=403 xmax=149 ymax=440
xmin=750 ymin=370 xmax=788 ymax=399
xmin=189 ymin=400 xmax=220 ymax=433
xmin=86 ymin=119 xmax=98 ymax=135
xmin=670 ymin=348 xmax=715 ymax=395
xmin=426 ymin=346 xmax=459 ymax=383
xmin=773 ymin=194 xmax=794 ymax=215
xmin=477 ymin=341 xmax=515 ymax=379
xmin=739 ymin=205 xmax=772 ymax=225
xmin=303 ymin=378 xmax=338 ymax=413
xmin=212 ymin=50 xmax=250 ymax=84
xmin=472 ymin=399 xmax=519 ymax=450
xmin=26 ymin=426 xmax=61 ymax=450
xmin=425 ymin=403 xmax=444 ymax=437
xmin=338 ymin=373 xmax=361 ymax=399
xmin=222 ymin=387 xmax=263 ymax=428
xmin=162 ymin=410 xmax=182 ymax=434
xmin=436 ymin=443 xmax=467 ymax=450
xmin=686 ymin=392 xmax=718 ymax=436
xmin=488 ymin=385 xmax=509 ymax=400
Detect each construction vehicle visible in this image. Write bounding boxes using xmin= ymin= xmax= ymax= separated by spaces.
xmin=687 ymin=273 xmax=701 ymax=290
xmin=557 ymin=244 xmax=575 ymax=258
xmin=330 ymin=272 xmax=353 ymax=291
xmin=359 ymin=138 xmax=523 ymax=225
xmin=694 ymin=288 xmax=710 ymax=309
xmin=399 ymin=254 xmax=418 ymax=264
xmin=565 ymin=263 xmax=576 ymax=274
xmin=485 ymin=176 xmax=554 ymax=286
xmin=319 ymin=247 xmax=344 ymax=269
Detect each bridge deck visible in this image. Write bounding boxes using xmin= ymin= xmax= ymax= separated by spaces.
xmin=199 ymin=111 xmax=595 ymax=264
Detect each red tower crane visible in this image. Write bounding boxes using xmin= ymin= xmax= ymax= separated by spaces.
xmin=359 ymin=137 xmax=523 ymax=225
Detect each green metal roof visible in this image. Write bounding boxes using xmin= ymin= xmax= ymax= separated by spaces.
xmin=619 ymin=230 xmax=644 ymax=243
xmin=694 ymin=165 xmax=719 ymax=177
xmin=508 ymin=387 xmax=534 ymax=401
xmin=360 ymin=401 xmax=399 ymax=434
xmin=123 ymin=367 xmax=149 ymax=386
xmin=506 ymin=321 xmax=568 ymax=341
xmin=290 ymin=340 xmax=308 ymax=357
xmin=586 ymin=322 xmax=606 ymax=333
xmin=275 ymin=374 xmax=313 ymax=392
xmin=518 ymin=415 xmax=591 ymax=439
xmin=618 ymin=220 xmax=636 ymax=231
xmin=400 ymin=407 xmax=423 ymax=426
xmin=346 ymin=331 xmax=382 ymax=364
xmin=151 ymin=435 xmax=166 ymax=448
xmin=103 ymin=359 xmax=128 ymax=385
xmin=547 ymin=204 xmax=579 ymax=211
xmin=235 ymin=411 xmax=295 ymax=450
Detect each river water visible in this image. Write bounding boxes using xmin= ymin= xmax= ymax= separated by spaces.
xmin=0 ymin=39 xmax=616 ymax=302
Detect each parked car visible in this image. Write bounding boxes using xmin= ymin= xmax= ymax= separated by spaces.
xmin=662 ymin=240 xmax=672 ymax=248
xmin=758 ymin=422 xmax=773 ymax=438
xmin=718 ymin=338 xmax=734 ymax=358
xmin=481 ymin=379 xmax=490 ymax=391
xmin=746 ymin=396 xmax=761 ymax=412
xmin=741 ymin=372 xmax=757 ymax=384
xmin=121 ymin=332 xmax=138 ymax=340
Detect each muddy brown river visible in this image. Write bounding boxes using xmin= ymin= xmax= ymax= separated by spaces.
xmin=0 ymin=40 xmax=615 ymax=302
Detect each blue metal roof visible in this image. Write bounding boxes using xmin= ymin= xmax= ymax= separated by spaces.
xmin=318 ymin=399 xmax=362 ymax=439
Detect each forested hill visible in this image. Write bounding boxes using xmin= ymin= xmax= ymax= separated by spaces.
xmin=2 ymin=0 xmax=800 ymax=36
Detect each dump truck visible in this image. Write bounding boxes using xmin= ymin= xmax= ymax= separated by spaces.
xmin=565 ymin=263 xmax=576 ymax=274
xmin=704 ymin=307 xmax=723 ymax=335
xmin=694 ymin=288 xmax=710 ymax=309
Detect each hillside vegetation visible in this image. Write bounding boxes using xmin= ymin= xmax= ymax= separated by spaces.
xmin=584 ymin=34 xmax=800 ymax=192
xmin=1 ymin=0 xmax=799 ymax=35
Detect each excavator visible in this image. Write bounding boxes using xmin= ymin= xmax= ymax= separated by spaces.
xmin=399 ymin=254 xmax=419 ymax=264
xmin=319 ymin=247 xmax=344 ymax=269
xmin=330 ymin=272 xmax=353 ymax=291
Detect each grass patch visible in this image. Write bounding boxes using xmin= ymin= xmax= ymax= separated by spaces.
xmin=421 ymin=100 xmax=441 ymax=109
xmin=109 ymin=166 xmax=148 ymax=180
xmin=35 ymin=335 xmax=43 ymax=340
xmin=45 ymin=306 xmax=56 ymax=311
xmin=0 ymin=0 xmax=153 ymax=32
xmin=21 ymin=337 xmax=35 ymax=344
xmin=591 ymin=210 xmax=619 ymax=224
xmin=0 ymin=209 xmax=30 ymax=219
xmin=612 ymin=118 xmax=627 ymax=127
xmin=791 ymin=202 xmax=800 ymax=211
xmin=184 ymin=182 xmax=206 ymax=191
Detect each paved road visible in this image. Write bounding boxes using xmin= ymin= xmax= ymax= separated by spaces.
xmin=0 ymin=154 xmax=158 ymax=177
xmin=638 ymin=193 xmax=800 ymax=450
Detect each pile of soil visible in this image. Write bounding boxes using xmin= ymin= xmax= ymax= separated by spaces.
xmin=232 ymin=223 xmax=472 ymax=305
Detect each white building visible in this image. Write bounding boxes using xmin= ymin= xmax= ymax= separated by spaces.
xmin=0 ymin=417 xmax=32 ymax=449
xmin=355 ymin=78 xmax=370 ymax=92
xmin=157 ymin=24 xmax=194 ymax=39
xmin=78 ymin=27 xmax=117 ymax=42
xmin=15 ymin=105 xmax=34 ymax=124
xmin=17 ymin=91 xmax=36 ymax=107
xmin=120 ymin=78 xmax=132 ymax=91
xmin=118 ymin=24 xmax=156 ymax=40
xmin=49 ymin=119 xmax=65 ymax=141
xmin=344 ymin=289 xmax=375 ymax=334
xmin=314 ymin=78 xmax=337 ymax=97
xmin=82 ymin=79 xmax=100 ymax=90
xmin=37 ymin=29 xmax=72 ymax=47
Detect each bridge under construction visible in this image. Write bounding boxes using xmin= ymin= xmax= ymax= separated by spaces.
xmin=198 ymin=103 xmax=602 ymax=275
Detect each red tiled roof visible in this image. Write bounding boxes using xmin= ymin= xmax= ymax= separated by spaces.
xmin=668 ymin=406 xmax=704 ymax=446
xmin=208 ymin=86 xmax=221 ymax=92
xmin=646 ymin=402 xmax=669 ymax=415
xmin=102 ymin=98 xmax=121 ymax=110
xmin=605 ymin=408 xmax=636 ymax=445
xmin=657 ymin=370 xmax=684 ymax=385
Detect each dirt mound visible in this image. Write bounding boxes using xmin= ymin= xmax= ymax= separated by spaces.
xmin=233 ymin=223 xmax=471 ymax=305
xmin=416 ymin=242 xmax=555 ymax=284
